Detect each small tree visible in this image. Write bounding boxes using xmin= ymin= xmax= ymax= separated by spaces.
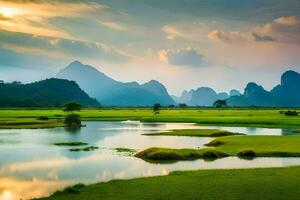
xmin=179 ymin=103 xmax=188 ymax=108
xmin=64 ymin=102 xmax=81 ymax=113
xmin=153 ymin=103 xmax=161 ymax=115
xmin=63 ymin=102 xmax=82 ymax=128
xmin=64 ymin=114 xmax=81 ymax=128
xmin=213 ymin=100 xmax=227 ymax=108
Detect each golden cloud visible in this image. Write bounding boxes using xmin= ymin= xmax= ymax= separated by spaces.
xmin=0 ymin=1 xmax=107 ymax=39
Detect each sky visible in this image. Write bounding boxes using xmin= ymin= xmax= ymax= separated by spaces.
xmin=0 ymin=0 xmax=299 ymax=96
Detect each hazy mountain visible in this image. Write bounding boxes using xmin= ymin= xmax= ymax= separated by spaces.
xmin=227 ymin=70 xmax=300 ymax=107
xmin=57 ymin=61 xmax=175 ymax=106
xmin=173 ymin=88 xmax=241 ymax=106
xmin=171 ymin=90 xmax=193 ymax=103
xmin=227 ymin=82 xmax=273 ymax=107
xmin=229 ymin=89 xmax=242 ymax=97
xmin=270 ymin=70 xmax=300 ymax=106
xmin=188 ymin=87 xmax=219 ymax=106
xmin=0 ymin=78 xmax=100 ymax=107
xmin=217 ymin=92 xmax=229 ymax=100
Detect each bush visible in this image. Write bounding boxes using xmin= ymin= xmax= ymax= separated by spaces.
xmin=205 ymin=140 xmax=224 ymax=147
xmin=37 ymin=116 xmax=49 ymax=120
xmin=202 ymin=151 xmax=219 ymax=159
xmin=64 ymin=114 xmax=81 ymax=128
xmin=284 ymin=111 xmax=298 ymax=116
xmin=237 ymin=150 xmax=256 ymax=158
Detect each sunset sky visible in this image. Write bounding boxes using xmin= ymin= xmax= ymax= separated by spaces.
xmin=0 ymin=0 xmax=299 ymax=95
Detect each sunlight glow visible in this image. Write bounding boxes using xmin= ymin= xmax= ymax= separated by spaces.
xmin=0 ymin=6 xmax=19 ymax=18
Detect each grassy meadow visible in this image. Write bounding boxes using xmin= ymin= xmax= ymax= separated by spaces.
xmin=0 ymin=108 xmax=300 ymax=128
xmin=37 ymin=166 xmax=300 ymax=200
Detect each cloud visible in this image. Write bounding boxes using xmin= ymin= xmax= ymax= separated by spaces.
xmin=208 ymin=16 xmax=300 ymax=44
xmin=99 ymin=21 xmax=129 ymax=32
xmin=0 ymin=30 xmax=130 ymax=63
xmin=208 ymin=30 xmax=248 ymax=43
xmin=0 ymin=1 xmax=107 ymax=39
xmin=253 ymin=16 xmax=300 ymax=44
xmin=162 ymin=22 xmax=209 ymax=41
xmin=252 ymin=33 xmax=274 ymax=42
xmin=0 ymin=13 xmax=10 ymax=21
xmin=158 ymin=48 xmax=205 ymax=67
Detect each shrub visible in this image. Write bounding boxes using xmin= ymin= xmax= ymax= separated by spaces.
xmin=237 ymin=150 xmax=256 ymax=158
xmin=64 ymin=114 xmax=81 ymax=128
xmin=284 ymin=111 xmax=298 ymax=116
xmin=205 ymin=140 xmax=224 ymax=147
xmin=202 ymin=151 xmax=219 ymax=159
xmin=37 ymin=116 xmax=49 ymax=120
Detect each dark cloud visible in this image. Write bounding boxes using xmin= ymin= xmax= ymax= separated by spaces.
xmin=0 ymin=48 xmax=65 ymax=70
xmin=159 ymin=48 xmax=205 ymax=67
xmin=0 ymin=30 xmax=130 ymax=62
xmin=252 ymin=33 xmax=274 ymax=42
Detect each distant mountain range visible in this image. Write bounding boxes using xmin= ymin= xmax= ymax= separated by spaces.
xmin=173 ymin=70 xmax=300 ymax=107
xmin=172 ymin=88 xmax=241 ymax=106
xmin=57 ymin=61 xmax=175 ymax=106
xmin=227 ymin=70 xmax=300 ymax=107
xmin=0 ymin=78 xmax=99 ymax=107
xmin=0 ymin=60 xmax=298 ymax=108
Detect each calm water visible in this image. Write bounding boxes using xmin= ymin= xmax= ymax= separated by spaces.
xmin=0 ymin=121 xmax=299 ymax=200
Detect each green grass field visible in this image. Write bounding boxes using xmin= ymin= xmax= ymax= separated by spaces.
xmin=136 ymin=136 xmax=300 ymax=161
xmin=37 ymin=166 xmax=300 ymax=200
xmin=0 ymin=108 xmax=300 ymax=128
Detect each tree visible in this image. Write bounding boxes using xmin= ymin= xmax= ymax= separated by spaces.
xmin=284 ymin=110 xmax=298 ymax=116
xmin=63 ymin=102 xmax=82 ymax=128
xmin=213 ymin=100 xmax=227 ymax=108
xmin=64 ymin=114 xmax=81 ymax=128
xmin=64 ymin=102 xmax=81 ymax=113
xmin=178 ymin=103 xmax=188 ymax=108
xmin=153 ymin=103 xmax=161 ymax=115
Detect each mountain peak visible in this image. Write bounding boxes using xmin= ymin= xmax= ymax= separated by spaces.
xmin=69 ymin=60 xmax=83 ymax=66
xmin=65 ymin=61 xmax=101 ymax=74
xmin=145 ymin=80 xmax=163 ymax=87
xmin=281 ymin=70 xmax=300 ymax=87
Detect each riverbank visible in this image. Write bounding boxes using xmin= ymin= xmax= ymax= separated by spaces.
xmin=36 ymin=166 xmax=300 ymax=200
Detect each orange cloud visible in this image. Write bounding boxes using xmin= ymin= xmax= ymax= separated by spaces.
xmin=0 ymin=1 xmax=107 ymax=40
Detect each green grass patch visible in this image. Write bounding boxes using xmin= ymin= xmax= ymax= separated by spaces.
xmin=54 ymin=142 xmax=88 ymax=146
xmin=293 ymin=129 xmax=300 ymax=133
xmin=135 ymin=147 xmax=228 ymax=161
xmin=36 ymin=166 xmax=300 ymax=200
xmin=144 ymin=129 xmax=244 ymax=137
xmin=207 ymin=135 xmax=300 ymax=157
xmin=115 ymin=148 xmax=136 ymax=153
xmin=69 ymin=146 xmax=99 ymax=152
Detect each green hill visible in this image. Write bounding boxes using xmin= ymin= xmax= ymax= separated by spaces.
xmin=0 ymin=78 xmax=100 ymax=107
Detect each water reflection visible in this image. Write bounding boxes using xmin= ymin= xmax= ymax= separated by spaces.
xmin=0 ymin=121 xmax=299 ymax=200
